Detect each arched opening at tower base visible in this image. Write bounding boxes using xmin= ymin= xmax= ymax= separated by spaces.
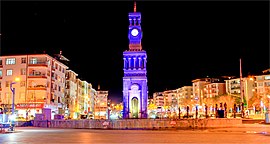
xmin=131 ymin=97 xmax=139 ymax=118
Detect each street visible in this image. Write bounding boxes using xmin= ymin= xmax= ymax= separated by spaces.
xmin=0 ymin=124 xmax=270 ymax=143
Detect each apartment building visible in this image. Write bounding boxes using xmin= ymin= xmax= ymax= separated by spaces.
xmin=65 ymin=70 xmax=78 ymax=119
xmin=0 ymin=54 xmax=68 ymax=119
xmin=163 ymin=90 xmax=178 ymax=112
xmin=176 ymin=86 xmax=193 ymax=107
xmin=153 ymin=92 xmax=164 ymax=107
xmin=95 ymin=90 xmax=108 ymax=119
xmin=255 ymin=73 xmax=270 ymax=96
xmin=192 ymin=78 xmax=211 ymax=105
xmin=88 ymin=84 xmax=96 ymax=119
xmin=225 ymin=77 xmax=255 ymax=104
xmin=204 ymin=82 xmax=226 ymax=98
xmin=148 ymin=98 xmax=154 ymax=105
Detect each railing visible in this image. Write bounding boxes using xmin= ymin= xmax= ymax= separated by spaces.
xmin=29 ymin=61 xmax=47 ymax=65
xmin=28 ymin=85 xmax=47 ymax=90
xmin=28 ymin=61 xmax=48 ymax=67
xmin=29 ymin=73 xmax=46 ymax=77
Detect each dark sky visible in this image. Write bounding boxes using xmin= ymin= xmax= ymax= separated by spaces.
xmin=1 ymin=1 xmax=269 ymax=103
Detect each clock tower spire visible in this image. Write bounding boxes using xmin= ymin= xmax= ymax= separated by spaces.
xmin=134 ymin=1 xmax=136 ymax=12
xmin=128 ymin=1 xmax=142 ymax=51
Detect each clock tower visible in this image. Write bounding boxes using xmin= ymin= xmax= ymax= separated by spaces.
xmin=122 ymin=1 xmax=148 ymax=119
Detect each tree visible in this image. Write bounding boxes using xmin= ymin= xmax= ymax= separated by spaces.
xmin=148 ymin=103 xmax=157 ymax=111
xmin=180 ymin=97 xmax=196 ymax=108
xmin=248 ymin=93 xmax=261 ymax=110
xmin=216 ymin=94 xmax=236 ymax=111
xmin=114 ymin=103 xmax=123 ymax=111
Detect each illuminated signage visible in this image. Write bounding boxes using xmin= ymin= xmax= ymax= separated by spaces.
xmin=16 ymin=103 xmax=44 ymax=109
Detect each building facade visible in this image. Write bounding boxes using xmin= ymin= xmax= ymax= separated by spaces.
xmin=177 ymin=86 xmax=193 ymax=108
xmin=204 ymin=82 xmax=226 ymax=98
xmin=0 ymin=54 xmax=68 ymax=119
xmin=65 ymin=70 xmax=78 ymax=119
xmin=95 ymin=90 xmax=108 ymax=119
xmin=225 ymin=77 xmax=255 ymax=104
xmin=153 ymin=92 xmax=164 ymax=107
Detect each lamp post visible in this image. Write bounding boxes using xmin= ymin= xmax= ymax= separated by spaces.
xmin=10 ymin=82 xmax=16 ymax=117
xmin=9 ymin=77 xmax=20 ymax=131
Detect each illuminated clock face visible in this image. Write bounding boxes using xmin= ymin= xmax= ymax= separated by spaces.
xmin=131 ymin=29 xmax=139 ymax=36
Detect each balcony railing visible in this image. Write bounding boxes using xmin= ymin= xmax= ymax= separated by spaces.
xmin=28 ymin=85 xmax=47 ymax=90
xmin=28 ymin=61 xmax=48 ymax=67
xmin=28 ymin=73 xmax=47 ymax=78
xmin=231 ymin=86 xmax=240 ymax=89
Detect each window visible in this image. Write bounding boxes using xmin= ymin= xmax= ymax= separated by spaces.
xmin=29 ymin=58 xmax=37 ymax=64
xmin=257 ymin=77 xmax=263 ymax=80
xmin=0 ymin=82 xmax=1 ymax=88
xmin=265 ymin=82 xmax=270 ymax=86
xmin=6 ymin=69 xmax=13 ymax=76
xmin=20 ymin=81 xmax=26 ymax=87
xmin=46 ymin=70 xmax=49 ymax=76
xmin=0 ymin=70 xmax=2 ymax=77
xmin=0 ymin=59 xmax=2 ymax=65
xmin=58 ymin=96 xmax=61 ymax=103
xmin=6 ymin=81 xmax=10 ymax=87
xmin=21 ymin=57 xmax=26 ymax=64
xmin=6 ymin=58 xmax=16 ymax=65
xmin=21 ymin=68 xmax=26 ymax=75
xmin=47 ymin=60 xmax=50 ymax=66
xmin=265 ymin=75 xmax=270 ymax=80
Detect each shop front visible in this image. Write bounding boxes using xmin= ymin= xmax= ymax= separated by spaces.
xmin=16 ymin=103 xmax=44 ymax=120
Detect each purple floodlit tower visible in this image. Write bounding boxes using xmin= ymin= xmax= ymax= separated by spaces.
xmin=122 ymin=2 xmax=148 ymax=119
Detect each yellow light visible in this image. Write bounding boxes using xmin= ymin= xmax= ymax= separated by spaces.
xmin=15 ymin=77 xmax=20 ymax=82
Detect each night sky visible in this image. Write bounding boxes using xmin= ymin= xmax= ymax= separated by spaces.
xmin=1 ymin=1 xmax=269 ymax=103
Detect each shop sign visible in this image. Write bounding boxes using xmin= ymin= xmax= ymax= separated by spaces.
xmin=16 ymin=103 xmax=44 ymax=109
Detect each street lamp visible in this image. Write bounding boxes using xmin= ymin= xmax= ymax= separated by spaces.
xmin=9 ymin=77 xmax=20 ymax=131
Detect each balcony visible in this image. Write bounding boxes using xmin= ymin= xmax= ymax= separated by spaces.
xmin=28 ymin=61 xmax=48 ymax=67
xmin=231 ymin=86 xmax=240 ymax=90
xmin=28 ymin=85 xmax=47 ymax=90
xmin=231 ymin=81 xmax=240 ymax=84
xmin=28 ymin=73 xmax=47 ymax=79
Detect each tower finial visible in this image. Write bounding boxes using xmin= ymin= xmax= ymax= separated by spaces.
xmin=134 ymin=0 xmax=136 ymax=12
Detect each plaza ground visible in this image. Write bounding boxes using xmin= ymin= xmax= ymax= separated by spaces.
xmin=0 ymin=124 xmax=270 ymax=143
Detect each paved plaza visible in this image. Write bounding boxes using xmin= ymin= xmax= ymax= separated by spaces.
xmin=0 ymin=124 xmax=270 ymax=144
